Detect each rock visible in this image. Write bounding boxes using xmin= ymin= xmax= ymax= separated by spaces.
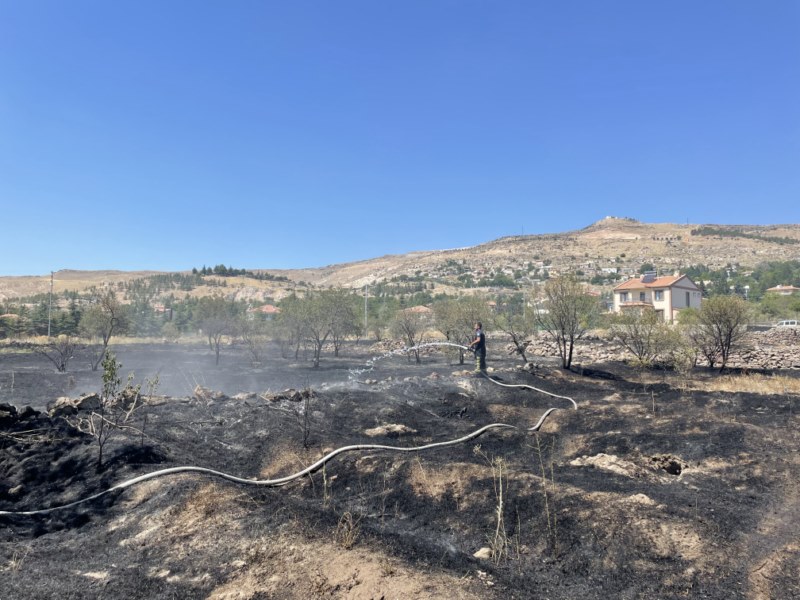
xmin=261 ymin=388 xmax=314 ymax=403
xmin=364 ymin=424 xmax=417 ymax=438
xmin=76 ymin=393 xmax=101 ymax=411
xmin=0 ymin=402 xmax=18 ymax=426
xmin=473 ymin=547 xmax=492 ymax=559
xmin=18 ymin=406 xmax=39 ymax=421
xmin=232 ymin=392 xmax=257 ymax=401
xmin=193 ymin=386 xmax=228 ymax=402
xmin=625 ymin=493 xmax=656 ymax=506
xmin=118 ymin=388 xmax=141 ymax=408
xmin=49 ymin=396 xmax=78 ymax=418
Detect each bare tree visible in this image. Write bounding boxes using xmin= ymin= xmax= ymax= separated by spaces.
xmin=80 ymin=290 xmax=127 ymax=371
xmin=535 ymin=276 xmax=599 ymax=369
xmin=34 ymin=335 xmax=78 ymax=372
xmin=391 ymin=307 xmax=432 ymax=364
xmin=491 ymin=295 xmax=536 ymax=364
xmin=238 ymin=316 xmax=271 ymax=366
xmin=304 ymin=293 xmax=334 ymax=368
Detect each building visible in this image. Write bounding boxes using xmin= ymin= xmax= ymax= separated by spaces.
xmin=246 ymin=304 xmax=281 ymax=320
xmin=612 ymin=272 xmax=702 ymax=323
xmin=766 ymin=285 xmax=800 ymax=296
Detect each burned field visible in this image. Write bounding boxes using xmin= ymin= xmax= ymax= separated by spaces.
xmin=1 ymin=344 xmax=799 ymax=599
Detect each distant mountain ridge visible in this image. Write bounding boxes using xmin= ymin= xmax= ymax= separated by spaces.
xmin=1 ymin=218 xmax=799 ymax=300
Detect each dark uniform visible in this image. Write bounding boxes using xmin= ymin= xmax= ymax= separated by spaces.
xmin=473 ymin=326 xmax=486 ymax=372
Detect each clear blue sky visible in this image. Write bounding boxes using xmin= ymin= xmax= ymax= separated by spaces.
xmin=1 ymin=1 xmax=798 ymax=275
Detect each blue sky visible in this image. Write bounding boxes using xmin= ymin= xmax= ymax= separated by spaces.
xmin=1 ymin=1 xmax=798 ymax=275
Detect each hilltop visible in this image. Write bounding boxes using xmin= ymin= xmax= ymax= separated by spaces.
xmin=1 ymin=218 xmax=799 ymax=301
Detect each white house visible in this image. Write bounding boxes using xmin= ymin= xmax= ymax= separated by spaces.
xmin=612 ymin=272 xmax=702 ymax=323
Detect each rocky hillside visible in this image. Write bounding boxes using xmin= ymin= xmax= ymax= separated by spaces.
xmin=2 ymin=218 xmax=799 ymax=300
xmin=285 ymin=217 xmax=800 ymax=288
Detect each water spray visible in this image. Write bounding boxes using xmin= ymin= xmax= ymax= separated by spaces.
xmin=1 ymin=341 xmax=577 ymax=516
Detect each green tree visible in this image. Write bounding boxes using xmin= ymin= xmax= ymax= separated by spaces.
xmin=639 ymin=262 xmax=656 ymax=274
xmin=691 ymin=296 xmax=750 ymax=371
xmin=327 ymin=289 xmax=362 ymax=357
xmin=433 ymin=295 xmax=486 ymax=364
xmin=611 ymin=309 xmax=678 ymax=367
xmin=276 ymin=294 xmax=308 ymax=359
xmin=196 ymin=294 xmax=239 ymax=365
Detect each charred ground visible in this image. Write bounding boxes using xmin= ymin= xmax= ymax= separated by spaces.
xmin=1 ymin=343 xmax=799 ymax=599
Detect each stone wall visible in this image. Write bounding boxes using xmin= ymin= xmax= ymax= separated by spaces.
xmin=514 ymin=327 xmax=800 ymax=370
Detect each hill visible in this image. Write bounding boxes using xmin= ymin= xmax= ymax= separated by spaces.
xmin=2 ymin=218 xmax=799 ymax=301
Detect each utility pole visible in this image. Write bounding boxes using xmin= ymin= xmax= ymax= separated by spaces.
xmin=47 ymin=271 xmax=53 ymax=337
xmin=364 ymin=284 xmax=368 ymax=338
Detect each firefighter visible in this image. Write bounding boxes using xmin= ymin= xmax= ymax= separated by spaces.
xmin=468 ymin=321 xmax=486 ymax=373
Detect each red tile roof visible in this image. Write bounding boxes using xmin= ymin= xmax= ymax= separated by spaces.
xmin=614 ymin=275 xmax=683 ymax=291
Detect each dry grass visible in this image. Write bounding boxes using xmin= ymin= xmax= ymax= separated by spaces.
xmin=4 ymin=546 xmax=30 ymax=572
xmin=334 ymin=511 xmax=361 ymax=550
xmin=690 ymin=374 xmax=800 ymax=395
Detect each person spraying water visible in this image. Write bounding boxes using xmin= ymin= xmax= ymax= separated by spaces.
xmin=467 ymin=321 xmax=486 ymax=373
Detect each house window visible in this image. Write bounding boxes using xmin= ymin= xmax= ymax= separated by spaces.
xmin=686 ymin=291 xmax=690 ymax=306
xmin=639 ymin=292 xmax=646 ymax=302
xmin=654 ymin=290 xmax=663 ymax=301
xmin=620 ymin=292 xmax=628 ymax=302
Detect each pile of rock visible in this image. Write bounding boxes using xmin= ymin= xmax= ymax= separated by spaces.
xmin=0 ymin=402 xmax=39 ymax=427
xmin=47 ymin=393 xmax=102 ymax=417
xmin=510 ymin=327 xmax=800 ymax=370
xmin=260 ymin=388 xmax=315 ymax=403
xmin=726 ymin=328 xmax=800 ymax=370
xmin=516 ymin=334 xmax=626 ymax=365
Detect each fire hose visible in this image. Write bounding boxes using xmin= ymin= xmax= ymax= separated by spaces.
xmin=1 ymin=343 xmax=576 ymax=516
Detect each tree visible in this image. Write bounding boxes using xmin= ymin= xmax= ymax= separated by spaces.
xmin=491 ymin=295 xmax=537 ymax=364
xmin=679 ymin=308 xmax=720 ymax=369
xmin=34 ymin=335 xmax=78 ymax=372
xmin=689 ymin=296 xmax=751 ymax=372
xmin=611 ymin=309 xmax=678 ymax=367
xmin=276 ymin=295 xmax=308 ymax=359
xmin=237 ymin=315 xmax=271 ymax=366
xmin=391 ymin=307 xmax=432 ymax=364
xmin=535 ymin=276 xmax=599 ymax=369
xmin=69 ymin=352 xmax=152 ymax=470
xmin=304 ymin=292 xmax=334 ymax=368
xmin=197 ymin=294 xmax=238 ymax=365
xmin=639 ymin=262 xmax=656 ymax=275
xmin=80 ymin=291 xmax=127 ymax=371
xmin=433 ymin=296 xmax=486 ymax=364
xmin=327 ymin=289 xmax=362 ymax=357
xmin=759 ymin=293 xmax=800 ymax=320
